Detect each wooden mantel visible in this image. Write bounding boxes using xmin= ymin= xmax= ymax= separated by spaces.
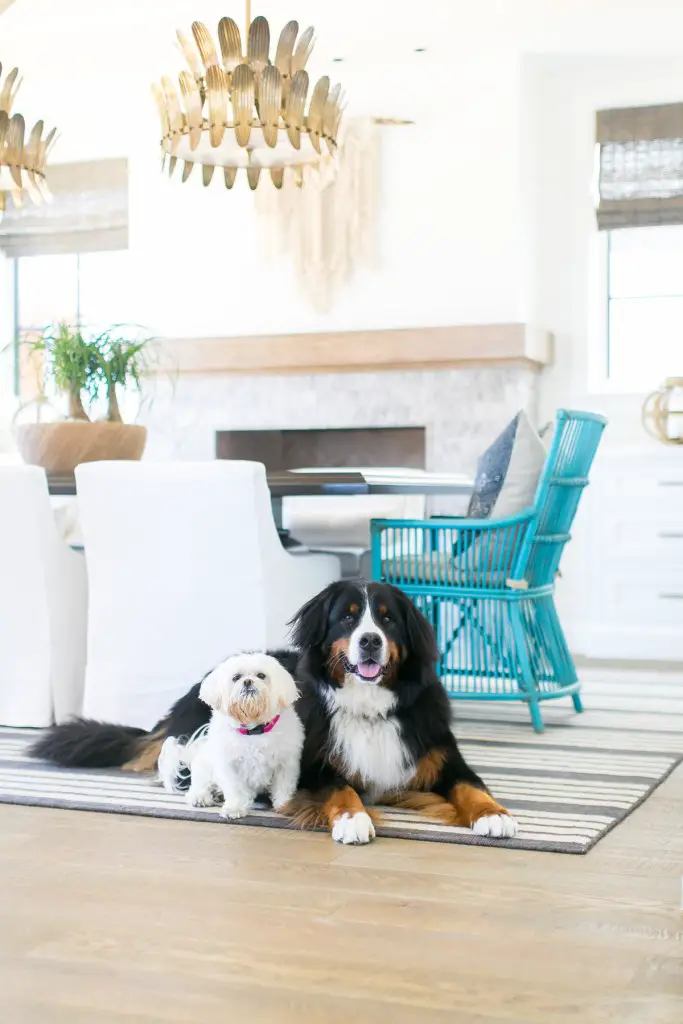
xmin=158 ymin=324 xmax=553 ymax=377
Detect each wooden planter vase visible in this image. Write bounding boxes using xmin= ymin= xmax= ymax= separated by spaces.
xmin=15 ymin=421 xmax=147 ymax=474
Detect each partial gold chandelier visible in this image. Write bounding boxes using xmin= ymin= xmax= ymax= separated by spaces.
xmin=152 ymin=1 xmax=344 ymax=191
xmin=0 ymin=62 xmax=57 ymax=217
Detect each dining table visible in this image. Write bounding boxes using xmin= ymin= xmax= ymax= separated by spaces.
xmin=46 ymin=467 xmax=474 ymax=525
xmin=45 ymin=467 xmax=474 ymax=561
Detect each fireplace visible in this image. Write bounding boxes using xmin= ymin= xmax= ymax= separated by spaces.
xmin=215 ymin=426 xmax=426 ymax=471
xmin=143 ymin=361 xmax=539 ymax=518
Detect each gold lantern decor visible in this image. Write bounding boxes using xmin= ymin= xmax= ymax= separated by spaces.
xmin=152 ymin=1 xmax=344 ymax=191
xmin=0 ymin=62 xmax=57 ymax=218
xmin=642 ymin=377 xmax=683 ymax=445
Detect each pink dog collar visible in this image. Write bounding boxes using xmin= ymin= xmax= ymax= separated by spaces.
xmin=238 ymin=714 xmax=280 ymax=736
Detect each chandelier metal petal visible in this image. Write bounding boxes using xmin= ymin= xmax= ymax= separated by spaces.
xmin=0 ymin=62 xmax=57 ymax=218
xmin=153 ymin=5 xmax=344 ymax=191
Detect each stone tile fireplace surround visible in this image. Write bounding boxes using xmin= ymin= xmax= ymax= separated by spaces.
xmin=141 ymin=324 xmax=547 ymax=512
xmin=143 ymin=364 xmax=541 ymax=515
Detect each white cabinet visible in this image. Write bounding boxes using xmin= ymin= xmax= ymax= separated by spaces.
xmin=563 ymin=448 xmax=683 ymax=661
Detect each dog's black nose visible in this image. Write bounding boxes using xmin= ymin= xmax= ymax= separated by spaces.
xmin=359 ymin=632 xmax=382 ymax=653
xmin=243 ymin=678 xmax=256 ymax=691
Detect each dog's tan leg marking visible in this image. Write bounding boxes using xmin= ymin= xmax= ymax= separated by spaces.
xmin=450 ymin=782 xmax=508 ymax=824
xmin=382 ymin=780 xmax=517 ymax=838
xmin=450 ymin=782 xmax=518 ymax=838
xmin=407 ymin=749 xmax=447 ymax=790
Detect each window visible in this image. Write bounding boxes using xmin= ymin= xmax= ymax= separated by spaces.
xmin=606 ymin=225 xmax=683 ymax=390
xmin=16 ymin=249 xmax=133 ymax=335
xmin=11 ymin=249 xmax=137 ymax=409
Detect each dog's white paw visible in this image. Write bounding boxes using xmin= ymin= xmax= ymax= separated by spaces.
xmin=271 ymin=788 xmax=296 ymax=813
xmin=220 ymin=800 xmax=250 ymax=820
xmin=272 ymin=799 xmax=293 ymax=814
xmin=331 ymin=811 xmax=375 ymax=845
xmin=472 ymin=813 xmax=518 ymax=839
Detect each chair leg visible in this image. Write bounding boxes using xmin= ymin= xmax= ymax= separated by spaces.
xmin=537 ymin=597 xmax=584 ymax=715
xmin=509 ymin=604 xmax=544 ymax=733
xmin=528 ymin=699 xmax=545 ymax=733
xmin=539 ymin=597 xmax=578 ymax=686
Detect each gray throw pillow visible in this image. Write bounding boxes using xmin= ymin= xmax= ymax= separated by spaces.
xmin=468 ymin=410 xmax=547 ymax=520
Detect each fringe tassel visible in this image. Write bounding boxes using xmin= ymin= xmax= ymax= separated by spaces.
xmin=255 ymin=116 xmax=381 ymax=312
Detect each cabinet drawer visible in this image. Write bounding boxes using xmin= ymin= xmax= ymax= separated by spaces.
xmin=601 ymin=571 xmax=683 ymax=629
xmin=599 ymin=519 xmax=683 ymax=565
xmin=596 ymin=467 xmax=683 ymax=504
xmin=593 ymin=489 xmax=683 ymax=522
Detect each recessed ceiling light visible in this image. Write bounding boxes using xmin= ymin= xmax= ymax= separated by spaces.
xmin=332 ymin=57 xmax=345 ymax=62
xmin=414 ymin=47 xmax=427 ymax=53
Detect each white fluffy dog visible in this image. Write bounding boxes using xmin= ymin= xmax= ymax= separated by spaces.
xmin=158 ymin=653 xmax=304 ymax=819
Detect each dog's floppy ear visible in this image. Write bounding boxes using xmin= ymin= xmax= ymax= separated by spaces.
xmin=271 ymin=664 xmax=300 ymax=710
xmin=198 ymin=666 xmax=226 ymax=711
xmin=288 ymin=580 xmax=346 ymax=650
xmin=396 ymin=591 xmax=439 ymax=667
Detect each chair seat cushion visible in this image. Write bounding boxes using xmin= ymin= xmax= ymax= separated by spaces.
xmin=283 ymin=493 xmax=425 ymax=549
xmin=381 ymin=551 xmax=510 ymax=588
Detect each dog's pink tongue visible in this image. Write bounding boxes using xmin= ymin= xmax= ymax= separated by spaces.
xmin=357 ymin=661 xmax=379 ymax=679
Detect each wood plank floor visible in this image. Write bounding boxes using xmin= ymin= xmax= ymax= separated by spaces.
xmin=1 ymin=672 xmax=682 ymax=1023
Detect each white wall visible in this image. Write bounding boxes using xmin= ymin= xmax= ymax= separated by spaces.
xmin=521 ymin=53 xmax=683 ymax=648
xmin=3 ymin=1 xmax=683 ymax=656
xmin=0 ymin=252 xmax=15 ymax=445
xmin=523 ymin=54 xmax=683 ymax=445
xmin=4 ymin=2 xmax=683 ymax=351
xmin=0 ymin=1 xmax=526 ymax=346
xmin=129 ymin=56 xmax=524 ymax=338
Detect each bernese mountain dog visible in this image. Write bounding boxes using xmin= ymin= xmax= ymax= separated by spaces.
xmin=32 ymin=580 xmax=517 ymax=845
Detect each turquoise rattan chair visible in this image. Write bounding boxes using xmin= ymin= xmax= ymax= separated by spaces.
xmin=370 ymin=410 xmax=607 ymax=732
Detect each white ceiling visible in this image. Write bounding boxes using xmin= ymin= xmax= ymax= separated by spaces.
xmin=4 ymin=0 xmax=683 ymax=62
xmin=3 ymin=0 xmax=683 ymax=160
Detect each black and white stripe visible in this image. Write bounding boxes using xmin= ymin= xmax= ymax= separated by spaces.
xmin=1 ymin=685 xmax=680 ymax=855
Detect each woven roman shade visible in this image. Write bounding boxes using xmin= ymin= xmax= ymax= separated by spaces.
xmin=595 ymin=103 xmax=683 ymax=230
xmin=0 ymin=158 xmax=128 ymax=257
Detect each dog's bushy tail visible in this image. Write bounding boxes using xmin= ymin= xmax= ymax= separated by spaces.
xmin=30 ymin=718 xmax=158 ymax=770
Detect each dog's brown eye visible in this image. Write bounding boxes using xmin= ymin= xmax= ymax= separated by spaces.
xmin=377 ymin=604 xmax=391 ymax=624
xmin=256 ymin=672 xmax=266 ymax=680
xmin=232 ymin=673 xmax=241 ymax=683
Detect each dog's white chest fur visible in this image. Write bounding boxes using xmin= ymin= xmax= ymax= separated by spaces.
xmin=325 ymin=678 xmax=414 ymax=799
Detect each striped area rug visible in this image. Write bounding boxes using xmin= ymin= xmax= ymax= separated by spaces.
xmin=1 ymin=700 xmax=680 ymax=854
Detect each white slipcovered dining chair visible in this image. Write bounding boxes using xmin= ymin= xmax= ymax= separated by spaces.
xmin=0 ymin=466 xmax=87 ymax=726
xmin=75 ymin=460 xmax=340 ymax=730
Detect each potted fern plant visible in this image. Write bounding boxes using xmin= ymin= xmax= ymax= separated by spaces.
xmin=14 ymin=322 xmax=153 ymax=474
xmin=97 ymin=331 xmax=154 ymax=424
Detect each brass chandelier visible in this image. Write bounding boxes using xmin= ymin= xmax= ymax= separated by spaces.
xmin=0 ymin=62 xmax=57 ymax=217
xmin=152 ymin=2 xmax=344 ymax=190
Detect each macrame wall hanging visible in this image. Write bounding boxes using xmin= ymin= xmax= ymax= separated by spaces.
xmin=255 ymin=116 xmax=381 ymax=312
